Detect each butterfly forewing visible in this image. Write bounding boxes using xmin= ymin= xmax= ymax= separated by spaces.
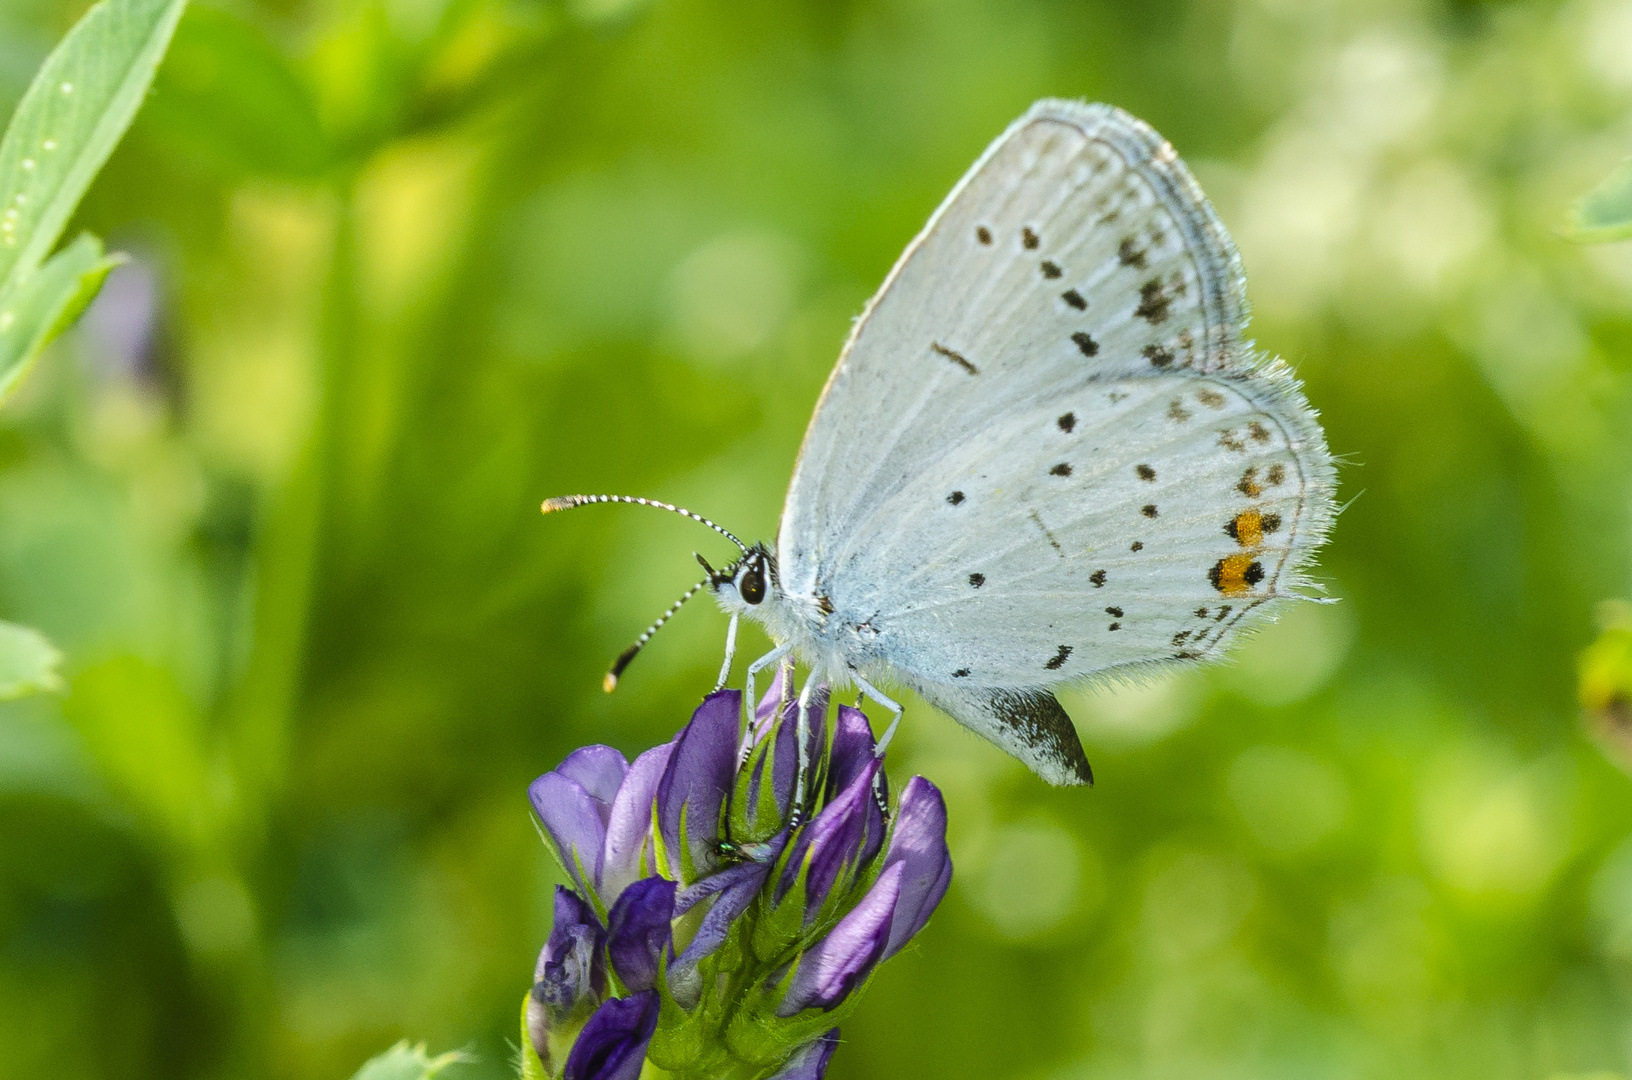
xmin=781 ymin=101 xmax=1251 ymax=587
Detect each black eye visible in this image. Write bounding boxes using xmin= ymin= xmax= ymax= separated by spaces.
xmin=739 ymin=566 xmax=765 ymax=605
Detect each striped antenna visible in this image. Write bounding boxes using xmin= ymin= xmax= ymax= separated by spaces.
xmin=603 ymin=579 xmax=708 ymax=692
xmin=542 ymin=494 xmax=748 ymax=553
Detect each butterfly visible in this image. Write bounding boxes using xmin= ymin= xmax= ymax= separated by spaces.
xmin=545 ymin=100 xmax=1335 ymax=788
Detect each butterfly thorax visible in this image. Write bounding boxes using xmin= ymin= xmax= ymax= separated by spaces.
xmin=707 ymin=542 xmax=877 ymax=688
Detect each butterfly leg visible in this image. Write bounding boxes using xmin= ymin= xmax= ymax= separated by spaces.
xmin=741 ymin=643 xmax=791 ymax=759
xmin=850 ymin=671 xmax=903 ymax=755
xmin=789 ymin=677 xmax=817 ymax=829
xmin=713 ymin=613 xmax=740 ymax=692
xmin=851 ymin=671 xmax=902 ymax=814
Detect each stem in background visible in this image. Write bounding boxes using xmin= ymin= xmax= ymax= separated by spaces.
xmin=216 ymin=174 xmax=359 ymax=1077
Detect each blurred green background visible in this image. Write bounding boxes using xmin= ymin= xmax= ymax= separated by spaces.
xmin=5 ymin=0 xmax=1632 ymax=1077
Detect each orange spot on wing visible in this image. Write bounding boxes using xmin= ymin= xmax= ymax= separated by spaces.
xmin=1208 ymin=554 xmax=1265 ymax=596
xmin=1229 ymin=510 xmax=1264 ymax=547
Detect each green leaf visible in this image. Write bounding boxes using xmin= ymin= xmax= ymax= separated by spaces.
xmin=347 ymin=1041 xmax=468 ymax=1080
xmin=0 ymin=620 xmax=62 ymax=700
xmin=0 ymin=232 xmax=121 ymax=404
xmin=142 ymin=7 xmax=331 ymax=181
xmin=0 ymin=0 xmax=187 ymax=296
xmin=1566 ymin=158 xmax=1632 ymax=243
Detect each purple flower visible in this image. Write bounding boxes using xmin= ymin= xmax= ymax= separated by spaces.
xmin=778 ymin=862 xmax=902 ymax=1015
xmin=535 ymin=886 xmax=607 ymax=1016
xmin=526 ymin=886 xmax=607 ymax=1067
xmin=606 ymin=876 xmax=675 ymax=993
xmin=825 ymin=704 xmax=883 ymax=804
xmin=656 ymin=690 xmax=740 ymax=884
xmin=744 ymin=670 xmax=828 ymax=827
xmin=531 ymin=742 xmax=674 ymax=907
xmin=563 ymin=990 xmax=660 ymax=1080
xmin=769 ymin=1030 xmax=840 ymax=1080
xmin=777 ymin=757 xmax=886 ymax=919
xmin=880 ymin=776 xmax=953 ymax=959
xmin=525 ymin=673 xmax=953 ymax=1080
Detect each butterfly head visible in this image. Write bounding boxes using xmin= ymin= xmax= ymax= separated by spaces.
xmin=700 ymin=542 xmax=778 ymax=614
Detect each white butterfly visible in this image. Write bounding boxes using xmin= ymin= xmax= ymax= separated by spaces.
xmin=546 ymin=100 xmax=1335 ymax=789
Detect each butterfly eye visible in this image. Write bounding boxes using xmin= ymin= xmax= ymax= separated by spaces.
xmin=739 ymin=564 xmax=766 ymax=605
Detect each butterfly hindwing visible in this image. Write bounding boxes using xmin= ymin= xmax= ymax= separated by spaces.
xmin=912 ymin=683 xmax=1093 ymax=787
xmin=848 ymin=370 xmax=1325 ymax=685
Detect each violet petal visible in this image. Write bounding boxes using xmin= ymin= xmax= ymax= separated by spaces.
xmin=768 ymin=1030 xmax=841 ymax=1080
xmin=778 ymin=862 xmax=904 ymax=1016
xmin=657 ymin=690 xmax=740 ymax=883
xmin=825 ymin=705 xmax=876 ymax=801
xmin=755 ymin=665 xmax=793 ymax=726
xmin=674 ymin=855 xmax=772 ymax=915
xmin=778 ymin=759 xmax=884 ymax=915
xmin=556 ymin=745 xmax=630 ymax=809
xmin=881 ymin=776 xmax=953 ymax=959
xmin=601 ymin=742 xmax=674 ymax=903
xmin=535 ymin=886 xmax=607 ymax=1020
xmin=669 ymin=862 xmax=770 ymax=1008
xmin=531 ymin=773 xmax=609 ymax=898
xmin=777 ymin=685 xmax=830 ymax=817
xmin=606 ymin=876 xmax=676 ymax=993
xmin=563 ymin=989 xmax=660 ymax=1080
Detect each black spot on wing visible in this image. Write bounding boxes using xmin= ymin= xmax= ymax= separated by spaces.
xmin=931 ymin=341 xmax=978 ymax=375
xmin=1135 ymin=278 xmax=1172 ymax=324
xmin=1061 ymin=289 xmax=1087 ymax=310
xmin=1118 ymin=238 xmax=1147 ymax=268
xmin=1044 ymin=645 xmax=1072 ymax=671
xmin=976 ymin=225 xmax=992 ymax=244
xmin=1022 ymin=227 xmax=1040 ymax=249
xmin=1142 ymin=504 xmax=1158 ymax=518
xmin=968 ymin=573 xmax=985 ymax=588
xmin=953 ymin=667 xmax=971 ymax=678
xmin=1136 ymin=464 xmax=1156 ymax=481
xmin=1057 ymin=412 xmax=1076 ymax=433
xmin=1071 ymin=332 xmax=1099 ymax=357
xmin=1050 ymin=462 xmax=1072 ymax=477
xmin=1040 ymin=260 xmax=1063 ymax=279
xmin=1105 ymin=606 xmax=1123 ymax=617
xmin=947 ymin=490 xmax=965 ymax=506
xmin=1089 ymin=569 xmax=1107 ymax=587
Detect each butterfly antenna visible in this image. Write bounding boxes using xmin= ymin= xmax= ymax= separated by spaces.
xmin=603 ymin=579 xmax=708 ymax=692
xmin=542 ymin=494 xmax=748 ymax=553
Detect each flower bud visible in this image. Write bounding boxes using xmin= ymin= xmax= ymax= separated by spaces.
xmin=563 ymin=990 xmax=660 ymax=1080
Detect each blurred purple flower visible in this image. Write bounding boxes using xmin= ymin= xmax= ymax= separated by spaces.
xmin=83 ymin=258 xmax=161 ymax=384
xmin=769 ymin=1030 xmax=840 ymax=1080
